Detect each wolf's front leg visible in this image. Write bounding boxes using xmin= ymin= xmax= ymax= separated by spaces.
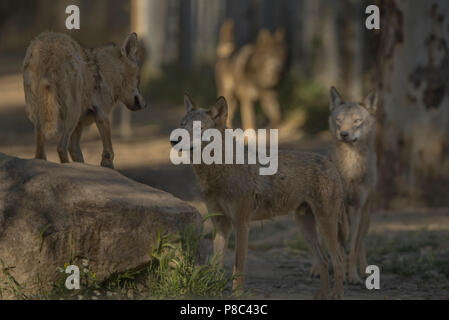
xmin=232 ymin=220 xmax=250 ymax=291
xmin=69 ymin=122 xmax=85 ymax=163
xmin=260 ymin=90 xmax=281 ymax=128
xmin=211 ymin=214 xmax=232 ymax=268
xmin=347 ymin=205 xmax=363 ymax=284
xmin=34 ymin=126 xmax=47 ymax=160
xmin=93 ymin=105 xmax=115 ymax=169
xmin=240 ymin=98 xmax=256 ymax=131
xmin=358 ymin=206 xmax=371 ymax=275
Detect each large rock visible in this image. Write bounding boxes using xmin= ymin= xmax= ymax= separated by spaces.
xmin=0 ymin=153 xmax=202 ymax=298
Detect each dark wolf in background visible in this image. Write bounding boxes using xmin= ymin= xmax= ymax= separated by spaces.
xmin=215 ymin=20 xmax=287 ymax=130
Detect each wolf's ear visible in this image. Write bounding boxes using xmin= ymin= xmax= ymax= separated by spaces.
xmin=184 ymin=93 xmax=198 ymax=113
xmin=274 ymin=28 xmax=285 ymax=43
xmin=221 ymin=19 xmax=235 ymax=38
xmin=363 ymin=89 xmax=378 ymax=115
xmin=209 ymin=97 xmax=228 ymax=126
xmin=330 ymin=86 xmax=343 ymax=111
xmin=257 ymin=29 xmax=272 ymax=46
xmin=121 ymin=33 xmax=138 ymax=61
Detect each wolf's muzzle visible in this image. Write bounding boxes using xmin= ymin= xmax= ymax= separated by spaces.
xmin=127 ymin=95 xmax=145 ymax=111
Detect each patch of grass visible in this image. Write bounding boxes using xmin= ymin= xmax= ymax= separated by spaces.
xmin=366 ymin=230 xmax=449 ymax=282
xmin=38 ymin=223 xmax=52 ymax=249
xmin=25 ymin=221 xmax=235 ymax=300
xmin=0 ymin=259 xmax=29 ymax=300
xmin=145 ymin=226 xmax=234 ymax=299
xmin=287 ymin=233 xmax=309 ymax=253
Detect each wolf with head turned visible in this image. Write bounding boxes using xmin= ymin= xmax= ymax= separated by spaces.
xmin=23 ymin=32 xmax=147 ymax=169
xmin=171 ymin=94 xmax=348 ymax=299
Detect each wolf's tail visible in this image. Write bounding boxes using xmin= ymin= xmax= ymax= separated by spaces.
xmin=36 ymin=78 xmax=60 ymax=140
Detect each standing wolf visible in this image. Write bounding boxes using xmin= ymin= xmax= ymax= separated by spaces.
xmin=328 ymin=87 xmax=378 ymax=284
xmin=171 ymin=94 xmax=348 ymax=299
xmin=215 ymin=20 xmax=287 ymax=130
xmin=23 ymin=32 xmax=146 ymax=169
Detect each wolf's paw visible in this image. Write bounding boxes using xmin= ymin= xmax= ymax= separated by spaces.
xmin=309 ymin=265 xmax=321 ymax=278
xmin=347 ymin=273 xmax=363 ymax=285
xmin=331 ymin=290 xmax=344 ymax=300
xmin=313 ymin=290 xmax=331 ymax=300
xmin=101 ymin=159 xmax=115 ymax=169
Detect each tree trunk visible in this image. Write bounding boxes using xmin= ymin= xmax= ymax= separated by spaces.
xmin=179 ymin=0 xmax=193 ymax=68
xmin=146 ymin=0 xmax=169 ymax=72
xmin=342 ymin=0 xmax=364 ymax=100
xmin=376 ymin=0 xmax=449 ymax=207
xmin=315 ymin=0 xmax=341 ymax=88
xmin=191 ymin=0 xmax=226 ymax=66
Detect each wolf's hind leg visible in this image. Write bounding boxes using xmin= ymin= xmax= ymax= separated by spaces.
xmin=260 ymin=90 xmax=281 ymax=128
xmin=358 ymin=209 xmax=371 ymax=275
xmin=309 ymin=259 xmax=321 ymax=278
xmin=316 ymin=216 xmax=345 ymax=299
xmin=226 ymin=95 xmax=238 ymax=128
xmin=93 ymin=106 xmax=114 ymax=169
xmin=240 ymin=98 xmax=256 ymax=130
xmin=295 ymin=205 xmax=330 ymax=299
xmin=57 ymin=125 xmax=76 ymax=164
xmin=69 ymin=122 xmax=85 ymax=163
xmin=35 ymin=125 xmax=47 ymax=160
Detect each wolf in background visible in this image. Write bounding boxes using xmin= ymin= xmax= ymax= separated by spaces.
xmin=327 ymin=87 xmax=378 ymax=284
xmin=215 ymin=20 xmax=287 ymax=130
xmin=171 ymin=94 xmax=348 ymax=299
xmin=23 ymin=32 xmax=146 ymax=169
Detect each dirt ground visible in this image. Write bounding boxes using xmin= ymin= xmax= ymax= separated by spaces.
xmin=0 ymin=74 xmax=448 ymax=300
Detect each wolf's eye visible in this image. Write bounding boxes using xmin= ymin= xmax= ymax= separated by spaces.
xmin=336 ymin=119 xmax=342 ymax=126
xmin=354 ymin=119 xmax=363 ymax=125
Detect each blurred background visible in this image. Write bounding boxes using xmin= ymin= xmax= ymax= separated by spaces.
xmin=0 ymin=0 xmax=379 ymax=197
xmin=1 ymin=0 xmax=449 ymax=299
xmin=1 ymin=0 xmax=448 ymax=208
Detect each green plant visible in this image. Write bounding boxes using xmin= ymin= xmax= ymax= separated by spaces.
xmin=146 ymin=225 xmax=235 ymax=299
xmin=0 ymin=259 xmax=29 ymax=300
xmin=2 ymin=215 xmax=237 ymax=300
xmin=47 ymin=259 xmax=99 ymax=300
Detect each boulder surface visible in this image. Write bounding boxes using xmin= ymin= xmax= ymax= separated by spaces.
xmin=0 ymin=152 xmax=202 ymax=298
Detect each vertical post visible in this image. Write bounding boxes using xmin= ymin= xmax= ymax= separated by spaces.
xmin=119 ymin=0 xmax=149 ymax=139
xmin=179 ymin=0 xmax=192 ymax=69
xmin=348 ymin=0 xmax=364 ymax=100
xmin=130 ymin=0 xmax=146 ymax=35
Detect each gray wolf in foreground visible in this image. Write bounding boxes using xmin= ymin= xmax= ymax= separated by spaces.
xmin=171 ymin=95 xmax=348 ymax=299
xmin=23 ymin=32 xmax=146 ymax=169
xmin=215 ymin=20 xmax=287 ymax=130
xmin=328 ymin=87 xmax=378 ymax=284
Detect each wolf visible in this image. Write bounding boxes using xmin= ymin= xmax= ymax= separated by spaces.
xmin=23 ymin=32 xmax=147 ymax=169
xmin=327 ymin=87 xmax=378 ymax=284
xmin=215 ymin=20 xmax=287 ymax=130
xmin=171 ymin=94 xmax=348 ymax=299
